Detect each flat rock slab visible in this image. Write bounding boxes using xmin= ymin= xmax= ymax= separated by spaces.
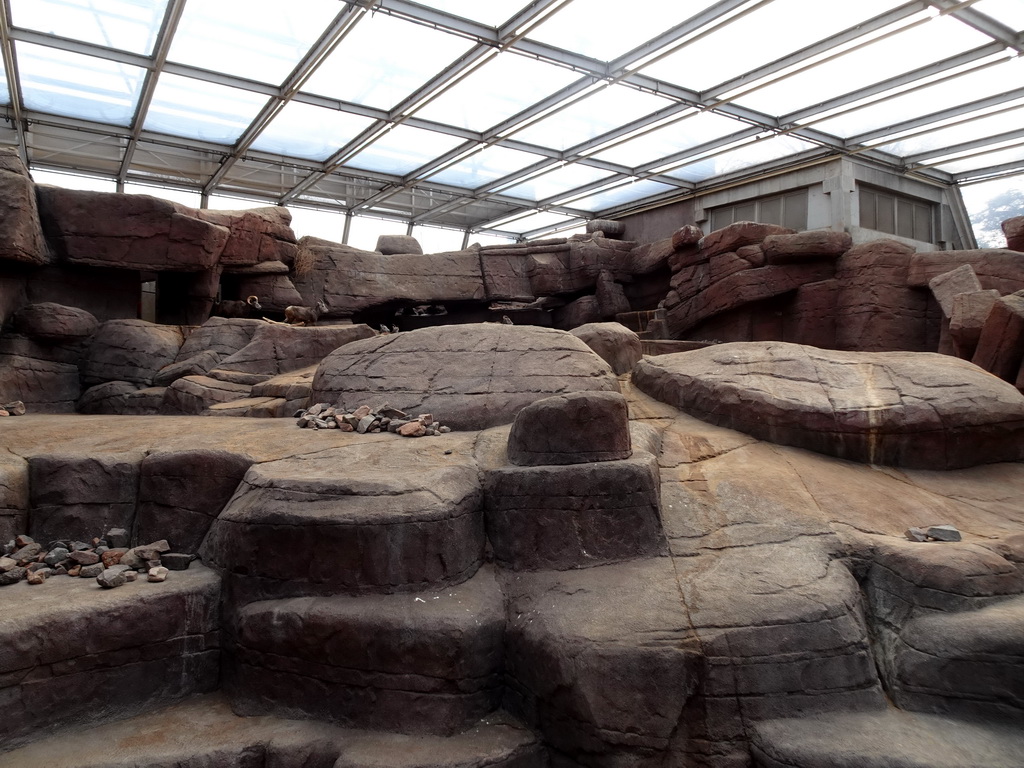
xmin=200 ymin=432 xmax=485 ymax=598
xmin=751 ymin=710 xmax=1024 ymax=768
xmin=0 ymin=565 xmax=220 ymax=749
xmin=0 ymin=694 xmax=544 ymax=768
xmin=633 ymin=341 xmax=1024 ymax=469
xmin=229 ymin=566 xmax=505 ymax=735
xmin=311 ymin=323 xmax=619 ymax=430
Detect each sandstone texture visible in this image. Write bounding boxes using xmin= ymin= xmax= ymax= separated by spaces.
xmin=82 ymin=319 xmax=185 ymax=386
xmin=311 ymin=324 xmax=619 ymax=430
xmin=633 ymin=341 xmax=1024 ymax=469
xmin=0 ymin=148 xmax=47 ymax=266
xmin=507 ymin=391 xmax=631 ymax=466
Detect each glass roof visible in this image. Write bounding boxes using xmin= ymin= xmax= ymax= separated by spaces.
xmin=2 ymin=0 xmax=1022 ymax=240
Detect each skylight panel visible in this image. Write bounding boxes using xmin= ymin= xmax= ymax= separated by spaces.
xmin=526 ymin=0 xmax=711 ymax=61
xmin=734 ymin=15 xmax=992 ymax=117
xmin=566 ymin=178 xmax=676 ymax=212
xmin=492 ymin=210 xmax=580 ymax=235
xmin=497 ymin=162 xmax=615 ymax=201
xmin=511 ymin=85 xmax=675 ymax=150
xmin=590 ymin=110 xmax=749 ymax=168
xmin=973 ymin=0 xmax=1024 ymax=30
xmin=0 ymin=63 xmax=8 ymax=106
xmin=346 ymin=124 xmax=466 ymax=176
xmin=167 ymin=0 xmax=341 ymax=85
xmin=17 ymin=42 xmax=145 ymax=125
xmin=665 ymin=134 xmax=818 ymax=183
xmin=640 ymin=0 xmax=905 ymax=92
xmin=413 ymin=52 xmax=580 ymax=132
xmin=11 ymin=0 xmax=167 ymax=55
xmin=427 ymin=144 xmax=544 ymax=188
xmin=419 ymin=0 xmax=527 ymax=27
xmin=249 ymin=101 xmax=375 ymax=161
xmin=810 ymin=56 xmax=1024 ymax=138
xmin=932 ymin=144 xmax=1024 ymax=175
xmin=873 ymin=104 xmax=1024 ymax=158
xmin=144 ymin=73 xmax=268 ymax=144
xmin=301 ymin=13 xmax=472 ymax=111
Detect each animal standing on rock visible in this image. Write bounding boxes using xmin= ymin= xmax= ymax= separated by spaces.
xmin=213 ymin=295 xmax=261 ymax=318
xmin=284 ymin=299 xmax=328 ymax=326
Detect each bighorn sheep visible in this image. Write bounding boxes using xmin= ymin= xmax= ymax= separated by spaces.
xmin=284 ymin=299 xmax=328 ymax=326
xmin=214 ymin=295 xmax=261 ymax=318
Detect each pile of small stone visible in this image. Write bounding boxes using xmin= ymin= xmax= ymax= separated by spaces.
xmin=905 ymin=524 xmax=962 ymax=542
xmin=0 ymin=529 xmax=194 ymax=588
xmin=296 ymin=402 xmax=452 ymax=437
xmin=0 ymin=400 xmax=25 ymax=417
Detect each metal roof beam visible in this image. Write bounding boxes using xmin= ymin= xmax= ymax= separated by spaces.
xmin=0 ymin=0 xmax=27 ymax=165
xmin=928 ymin=0 xmax=1024 ymax=52
xmin=781 ymin=42 xmax=1008 ymax=126
xmin=848 ymin=86 xmax=1024 ymax=145
xmin=117 ymin=0 xmax=185 ymax=185
xmin=903 ymin=127 xmax=1024 ymax=165
xmin=202 ymin=3 xmax=376 ymax=195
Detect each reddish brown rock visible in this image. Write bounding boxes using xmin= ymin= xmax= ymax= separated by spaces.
xmin=228 ymin=567 xmax=503 ymax=734
xmin=211 ymin=323 xmax=375 ymax=384
xmin=136 ymin=449 xmax=253 ymax=553
xmin=507 ymin=391 xmax=631 ymax=467
xmin=671 ymin=224 xmax=703 ymax=251
xmin=527 ymin=238 xmax=633 ymax=296
xmin=199 ymin=435 xmax=484 ymax=599
xmin=570 ymin=321 xmax=642 ymax=375
xmin=195 ymin=206 xmax=297 ymax=268
xmin=0 ymin=148 xmax=47 ymax=266
xmin=479 ymin=247 xmax=534 ymax=301
xmin=698 ymin=221 xmax=794 ymax=260
xmin=950 ymin=289 xmax=1000 ymax=359
xmin=175 ymin=317 xmax=263 ymax=362
xmin=909 ymin=249 xmax=1024 ymax=295
xmin=0 ymin=354 xmax=80 ymax=412
xmin=234 ymin=274 xmax=303 ymax=313
xmin=161 ymin=375 xmax=252 ymax=414
xmin=835 ymin=239 xmax=928 ymax=352
xmin=553 ymin=295 xmax=602 ymax=329
xmin=972 ymin=290 xmax=1024 ymax=383
xmin=762 ymin=229 xmax=851 ymax=265
xmin=375 ymin=233 xmax=422 ymax=255
xmin=311 ymin=324 xmax=619 ymax=431
xmin=1003 ymin=215 xmax=1024 ymax=252
xmin=783 ymin=279 xmax=838 ymax=349
xmin=928 ymin=264 xmax=983 ymax=317
xmin=708 ymin=251 xmax=752 ymax=282
xmin=595 ymin=269 xmax=631 ymax=318
xmin=12 ymin=302 xmax=97 ymax=342
xmin=37 ymin=187 xmax=230 ymax=271
xmin=77 ymin=382 xmax=165 ymax=415
xmin=666 ymin=262 xmax=835 ymax=338
xmin=633 ymin=341 xmax=1024 ymax=469
xmin=28 ymin=453 xmax=141 ymax=542
xmin=82 ymin=320 xmax=185 ymax=386
xmin=293 ymin=238 xmax=483 ymax=315
xmin=0 ymin=452 xmax=28 ymax=543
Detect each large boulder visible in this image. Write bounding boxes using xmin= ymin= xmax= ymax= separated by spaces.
xmin=311 ymin=324 xmax=619 ymax=430
xmin=82 ymin=320 xmax=184 ymax=386
xmin=909 ymin=249 xmax=1024 ymax=295
xmin=13 ymin=302 xmax=98 ymax=342
xmin=0 ymin=148 xmax=47 ymax=266
xmin=0 ymin=354 xmax=80 ymax=412
xmin=507 ymin=391 xmax=632 ymax=467
xmin=835 ymin=239 xmax=928 ymax=351
xmin=292 ymin=238 xmax=484 ymax=315
xmin=195 ymin=206 xmax=297 ymax=268
xmin=37 ymin=187 xmax=230 ymax=271
xmin=972 ymin=290 xmax=1024 ymax=384
xmin=211 ymin=323 xmax=376 ymax=385
xmin=175 ymin=317 xmax=263 ymax=362
xmin=570 ymin=322 xmax=642 ymax=375
xmin=632 ymin=341 xmax=1024 ymax=469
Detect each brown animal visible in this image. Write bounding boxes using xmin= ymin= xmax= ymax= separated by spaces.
xmin=214 ymin=295 xmax=261 ymax=318
xmin=284 ymin=299 xmax=328 ymax=326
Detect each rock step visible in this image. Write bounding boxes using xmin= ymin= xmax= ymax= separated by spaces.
xmin=890 ymin=595 xmax=1024 ymax=720
xmin=226 ymin=565 xmax=505 ymax=736
xmin=750 ymin=710 xmax=1024 ymax=767
xmin=0 ymin=565 xmax=221 ymax=751
xmin=199 ymin=432 xmax=485 ymax=600
xmin=0 ymin=693 xmax=545 ymax=767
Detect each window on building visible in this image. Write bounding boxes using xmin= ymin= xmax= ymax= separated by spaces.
xmin=859 ymin=186 xmax=935 ymax=242
xmin=709 ymin=188 xmax=808 ymax=231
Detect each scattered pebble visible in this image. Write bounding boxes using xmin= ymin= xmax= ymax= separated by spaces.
xmin=295 ymin=401 xmax=452 ymax=437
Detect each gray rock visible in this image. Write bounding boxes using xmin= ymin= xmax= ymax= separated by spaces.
xmin=160 ymin=553 xmax=192 ymax=571
xmin=905 ymin=527 xmax=929 ymax=542
xmin=927 ymin=524 xmax=962 ymax=542
xmin=43 ymin=546 xmax=69 ymax=566
xmin=96 ymin=564 xmax=133 ymax=588
xmin=79 ymin=563 xmax=104 ymax=578
xmin=106 ymin=528 xmax=129 ymax=548
xmin=0 ymin=566 xmax=25 ymax=585
xmin=147 ymin=566 xmax=169 ymax=583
